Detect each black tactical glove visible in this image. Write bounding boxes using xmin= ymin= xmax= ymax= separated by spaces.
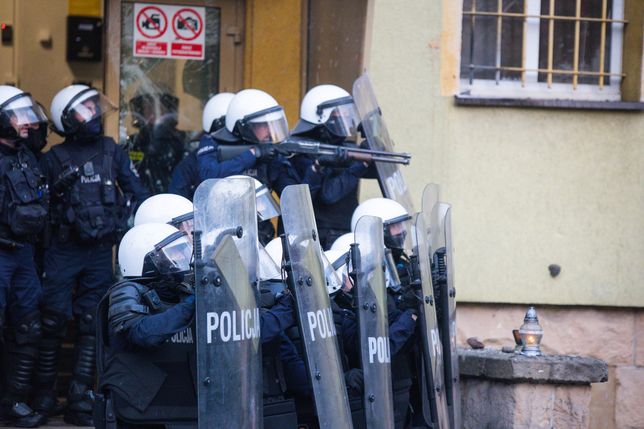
xmin=316 ymin=155 xmax=353 ymax=168
xmin=396 ymin=288 xmax=421 ymax=315
xmin=344 ymin=368 xmax=364 ymax=396
xmin=254 ymin=144 xmax=276 ymax=162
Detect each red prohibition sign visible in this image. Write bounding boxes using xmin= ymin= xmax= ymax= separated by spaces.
xmin=172 ymin=8 xmax=203 ymax=41
xmin=136 ymin=6 xmax=167 ymax=39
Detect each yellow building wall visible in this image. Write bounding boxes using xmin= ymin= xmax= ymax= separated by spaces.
xmin=243 ymin=0 xmax=303 ymax=126
xmin=362 ymin=0 xmax=644 ymax=307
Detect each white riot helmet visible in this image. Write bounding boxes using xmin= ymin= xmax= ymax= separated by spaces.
xmin=323 ymin=249 xmax=349 ymax=295
xmin=351 ymin=198 xmax=411 ymax=250
xmin=50 ymin=84 xmax=116 ymax=136
xmin=214 ymin=89 xmax=289 ymax=144
xmin=258 ymin=245 xmax=282 ymax=281
xmin=0 ymin=85 xmax=48 ymax=142
xmin=228 ymin=175 xmax=280 ymax=221
xmin=134 ymin=193 xmax=194 ymax=235
xmin=202 ymin=92 xmax=234 ymax=133
xmin=265 ymin=237 xmax=283 ymax=266
xmin=118 ymin=223 xmax=192 ymax=278
xmin=330 ymin=232 xmax=355 ymax=253
xmin=291 ymin=84 xmax=359 ymax=139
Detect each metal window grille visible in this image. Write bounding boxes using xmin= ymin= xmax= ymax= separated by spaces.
xmin=460 ymin=0 xmax=626 ymax=98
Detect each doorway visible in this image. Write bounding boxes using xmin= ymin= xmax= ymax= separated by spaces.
xmin=104 ymin=0 xmax=244 ymax=193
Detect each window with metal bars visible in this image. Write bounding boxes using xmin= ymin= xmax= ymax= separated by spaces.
xmin=459 ymin=0 xmax=626 ymax=101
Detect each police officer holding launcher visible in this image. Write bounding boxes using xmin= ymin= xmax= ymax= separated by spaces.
xmin=35 ymin=85 xmax=149 ymax=426
xmin=198 ymin=89 xmax=320 ymax=244
xmin=291 ymin=84 xmax=373 ymax=250
xmin=0 ymin=85 xmax=50 ymax=428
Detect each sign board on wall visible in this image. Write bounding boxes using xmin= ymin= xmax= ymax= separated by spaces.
xmin=133 ymin=3 xmax=205 ymax=60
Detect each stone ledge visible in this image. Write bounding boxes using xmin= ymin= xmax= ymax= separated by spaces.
xmin=458 ymin=348 xmax=608 ymax=385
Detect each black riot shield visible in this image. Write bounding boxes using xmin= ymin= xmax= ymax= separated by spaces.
xmin=428 ymin=200 xmax=461 ymax=429
xmin=280 ymin=185 xmax=353 ymax=429
xmin=352 ymin=73 xmax=414 ymax=215
xmin=412 ymin=213 xmax=450 ymax=429
xmin=353 ymin=215 xmax=395 ymax=429
xmin=193 ymin=178 xmax=262 ymax=429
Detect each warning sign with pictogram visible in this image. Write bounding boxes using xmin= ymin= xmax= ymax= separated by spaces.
xmin=133 ymin=3 xmax=205 ymax=60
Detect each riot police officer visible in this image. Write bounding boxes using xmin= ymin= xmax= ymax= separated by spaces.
xmin=198 ymin=89 xmax=320 ymax=244
xmin=35 ymin=85 xmax=150 ymax=426
xmin=291 ymin=85 xmax=373 ymax=249
xmin=351 ymin=198 xmax=419 ymax=428
xmin=168 ymin=92 xmax=235 ymax=200
xmin=0 ymin=85 xmax=50 ymax=428
xmin=126 ymin=88 xmax=189 ymax=194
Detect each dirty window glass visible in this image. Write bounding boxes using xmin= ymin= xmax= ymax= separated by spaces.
xmin=118 ymin=3 xmax=220 ymax=193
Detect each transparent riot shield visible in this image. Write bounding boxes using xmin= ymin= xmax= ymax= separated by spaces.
xmin=429 ymin=202 xmax=461 ymax=429
xmin=413 ymin=213 xmax=450 ymax=429
xmin=421 ymin=183 xmax=440 ymax=252
xmin=193 ymin=178 xmax=262 ymax=429
xmin=280 ymin=185 xmax=353 ymax=429
xmin=353 ymin=216 xmax=394 ymax=429
xmin=352 ymin=73 xmax=414 ymax=214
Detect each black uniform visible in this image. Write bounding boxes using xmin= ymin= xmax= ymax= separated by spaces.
xmin=35 ymin=135 xmax=149 ymax=424
xmin=0 ymin=140 xmax=49 ymax=427
xmin=127 ymin=123 xmax=189 ymax=194
xmin=95 ymin=278 xmax=302 ymax=428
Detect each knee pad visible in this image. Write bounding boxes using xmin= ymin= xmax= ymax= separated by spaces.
xmin=13 ymin=312 xmax=42 ymax=345
xmin=41 ymin=307 xmax=69 ymax=338
xmin=78 ymin=311 xmax=97 ymax=336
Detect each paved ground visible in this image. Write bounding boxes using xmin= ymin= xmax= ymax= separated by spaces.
xmin=2 ymin=417 xmax=92 ymax=428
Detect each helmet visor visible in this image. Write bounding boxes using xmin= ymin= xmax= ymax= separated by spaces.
xmin=62 ymin=90 xmax=116 ymax=129
xmin=255 ymin=184 xmax=281 ymax=221
xmin=147 ymin=231 xmax=193 ymax=275
xmin=238 ymin=106 xmax=289 ymax=144
xmin=258 ymin=246 xmax=281 ymax=280
xmin=384 ymin=214 xmax=412 ymax=250
xmin=321 ymin=99 xmax=359 ymax=139
xmin=169 ymin=212 xmax=194 ymax=244
xmin=0 ymin=94 xmax=48 ymax=138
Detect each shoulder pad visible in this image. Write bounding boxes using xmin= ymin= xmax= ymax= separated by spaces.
xmin=108 ymin=281 xmax=151 ymax=333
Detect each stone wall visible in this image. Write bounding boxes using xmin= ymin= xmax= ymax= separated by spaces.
xmin=457 ymin=304 xmax=644 ymax=429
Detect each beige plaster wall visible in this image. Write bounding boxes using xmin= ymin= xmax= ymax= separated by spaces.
xmin=362 ymin=0 xmax=644 ymax=306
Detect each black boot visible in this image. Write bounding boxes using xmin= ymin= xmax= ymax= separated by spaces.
xmin=32 ymin=337 xmax=66 ymax=417
xmin=1 ymin=313 xmax=47 ymax=428
xmin=32 ymin=308 xmax=68 ymax=418
xmin=64 ymin=314 xmax=96 ymax=427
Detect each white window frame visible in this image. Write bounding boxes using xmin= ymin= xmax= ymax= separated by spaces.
xmin=459 ymin=0 xmax=625 ymax=101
